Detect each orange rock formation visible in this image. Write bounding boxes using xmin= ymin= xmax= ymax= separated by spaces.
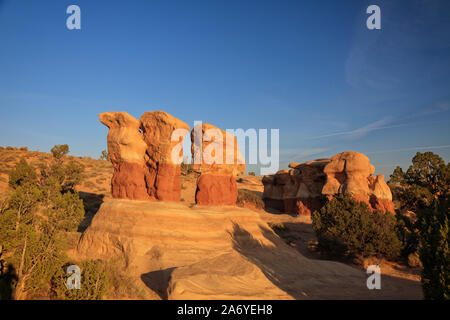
xmin=140 ymin=111 xmax=190 ymax=201
xmin=99 ymin=111 xmax=190 ymax=202
xmin=262 ymin=151 xmax=395 ymax=215
xmin=191 ymin=123 xmax=245 ymax=206
xmin=99 ymin=112 xmax=149 ymax=200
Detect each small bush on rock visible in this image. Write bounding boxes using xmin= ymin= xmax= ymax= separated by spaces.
xmin=237 ymin=189 xmax=264 ymax=210
xmin=51 ymin=144 xmax=69 ymax=160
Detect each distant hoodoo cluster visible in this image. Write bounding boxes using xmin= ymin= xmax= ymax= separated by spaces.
xmin=262 ymin=151 xmax=395 ymax=215
xmin=99 ymin=111 xmax=245 ymax=206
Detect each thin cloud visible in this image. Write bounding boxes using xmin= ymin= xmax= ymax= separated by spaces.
xmin=367 ymin=145 xmax=450 ymax=155
xmin=294 ymin=148 xmax=329 ymax=159
xmin=407 ymin=100 xmax=450 ymax=118
xmin=279 ymin=147 xmax=330 ymax=165
xmin=309 ymin=117 xmax=406 ymax=139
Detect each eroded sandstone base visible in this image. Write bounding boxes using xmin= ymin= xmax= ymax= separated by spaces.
xmin=111 ymin=162 xmax=150 ymax=200
xmin=195 ymin=174 xmax=238 ymax=206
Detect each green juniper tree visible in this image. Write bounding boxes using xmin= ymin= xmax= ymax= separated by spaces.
xmin=0 ymin=149 xmax=86 ymax=299
xmin=50 ymin=144 xmax=70 ymax=161
xmin=405 ymin=152 xmax=449 ymax=196
xmin=418 ymin=195 xmax=449 ymax=300
xmin=389 ymin=166 xmax=407 ymax=185
xmin=389 ymin=152 xmax=449 ymax=299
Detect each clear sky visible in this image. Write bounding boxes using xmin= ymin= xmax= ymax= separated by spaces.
xmin=0 ymin=0 xmax=449 ymax=177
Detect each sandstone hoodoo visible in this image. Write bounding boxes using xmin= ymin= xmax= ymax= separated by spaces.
xmin=263 ymin=151 xmax=394 ymax=215
xmin=191 ymin=123 xmax=245 ymax=206
xmin=140 ymin=111 xmax=190 ymax=202
xmin=99 ymin=112 xmax=150 ymax=200
xmin=99 ymin=111 xmax=190 ymax=202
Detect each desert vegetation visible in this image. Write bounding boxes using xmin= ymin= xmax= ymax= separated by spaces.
xmin=312 ymin=195 xmax=402 ymax=260
xmin=0 ymin=145 xmax=118 ymax=300
xmin=388 ymin=152 xmax=449 ymax=299
xmin=309 ymin=151 xmax=448 ymax=299
xmin=237 ymin=189 xmax=265 ymax=210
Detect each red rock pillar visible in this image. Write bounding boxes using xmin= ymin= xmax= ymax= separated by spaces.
xmin=140 ymin=111 xmax=190 ymax=202
xmin=99 ymin=112 xmax=150 ymax=201
xmin=191 ymin=123 xmax=246 ymax=206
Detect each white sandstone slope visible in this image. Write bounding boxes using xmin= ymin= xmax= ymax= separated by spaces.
xmin=77 ymin=199 xmax=422 ymax=300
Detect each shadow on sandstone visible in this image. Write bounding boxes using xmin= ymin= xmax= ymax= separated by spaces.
xmin=231 ymin=222 xmax=307 ymax=299
xmin=269 ymin=221 xmax=322 ymax=260
xmin=140 ymin=267 xmax=176 ymax=300
xmin=78 ymin=192 xmax=105 ymax=232
xmin=237 ymin=188 xmax=299 ymax=216
xmin=230 ymin=223 xmax=422 ymax=299
xmin=237 ymin=188 xmax=263 ymax=198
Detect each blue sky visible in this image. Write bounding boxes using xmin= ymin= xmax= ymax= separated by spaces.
xmin=0 ymin=0 xmax=449 ymax=177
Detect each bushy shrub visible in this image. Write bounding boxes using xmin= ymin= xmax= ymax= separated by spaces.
xmin=312 ymin=195 xmax=402 ymax=260
xmin=51 ymin=260 xmax=109 ymax=300
xmin=47 ymin=191 xmax=85 ymax=232
xmin=268 ymin=222 xmax=286 ymax=232
xmin=62 ymin=160 xmax=85 ymax=190
xmin=237 ymin=189 xmax=264 ymax=210
xmin=51 ymin=144 xmax=69 ymax=160
xmin=8 ymin=158 xmax=37 ymax=189
xmin=99 ymin=150 xmax=109 ymax=161
xmin=39 ymin=160 xmax=85 ymax=194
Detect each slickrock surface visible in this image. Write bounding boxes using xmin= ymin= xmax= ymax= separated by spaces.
xmin=263 ymin=151 xmax=395 ymax=215
xmin=77 ymin=199 xmax=421 ymax=300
